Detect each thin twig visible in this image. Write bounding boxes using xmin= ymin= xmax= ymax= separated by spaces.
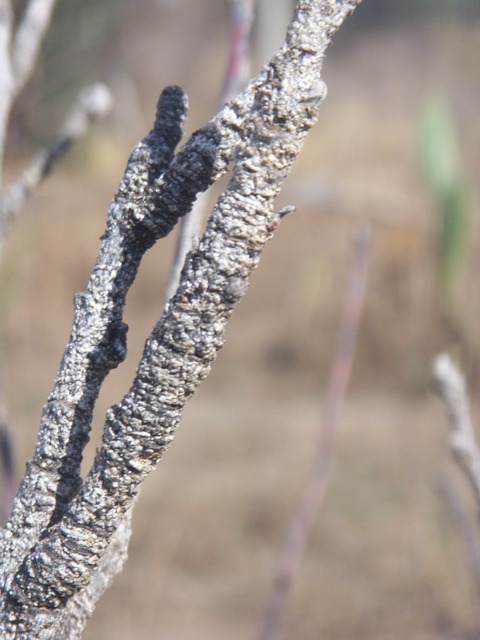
xmin=53 ymin=504 xmax=134 ymax=639
xmin=434 ymin=353 xmax=480 ymax=508
xmin=164 ymin=190 xmax=204 ymax=303
xmin=0 ymin=0 xmax=13 ymax=183
xmin=0 ymin=374 xmax=14 ymax=525
xmin=165 ymin=0 xmax=256 ymax=303
xmin=221 ymin=0 xmax=255 ymax=104
xmin=434 ymin=354 xmax=480 ymax=640
xmin=256 ymin=223 xmax=370 ymax=640
xmin=438 ymin=472 xmax=480 ymax=588
xmin=0 ymin=82 xmax=113 ymax=240
xmin=0 ymin=0 xmax=58 ymax=182
xmin=11 ymin=0 xmax=58 ymax=98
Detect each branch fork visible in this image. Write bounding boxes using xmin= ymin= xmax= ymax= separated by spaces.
xmin=0 ymin=2 xmax=362 ymax=637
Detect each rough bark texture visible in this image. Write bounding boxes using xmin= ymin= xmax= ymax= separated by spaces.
xmin=0 ymin=1 xmax=362 ymax=637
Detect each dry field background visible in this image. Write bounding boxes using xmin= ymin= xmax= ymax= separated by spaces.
xmin=2 ymin=2 xmax=480 ymax=638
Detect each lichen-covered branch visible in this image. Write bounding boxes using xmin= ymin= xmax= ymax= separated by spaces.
xmin=0 ymin=85 xmax=188 ymax=571
xmin=0 ymin=1 xmax=362 ymax=637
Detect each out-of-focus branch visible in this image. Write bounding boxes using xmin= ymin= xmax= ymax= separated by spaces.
xmin=0 ymin=0 xmax=110 ymax=234
xmin=52 ymin=506 xmax=134 ymax=640
xmin=0 ymin=82 xmax=113 ymax=240
xmin=0 ymin=0 xmax=12 ymax=57
xmin=10 ymin=0 xmax=57 ymax=98
xmin=438 ymin=473 xmax=480 ymax=588
xmin=434 ymin=353 xmax=480 ymax=508
xmin=0 ymin=0 xmax=57 ymax=182
xmin=221 ymin=0 xmax=255 ymax=103
xmin=165 ymin=0 xmax=256 ymax=303
xmin=256 ymin=224 xmax=370 ymax=640
xmin=0 ymin=0 xmax=13 ymax=182
xmin=164 ymin=189 xmax=203 ymax=303
xmin=0 ymin=375 xmax=14 ymax=525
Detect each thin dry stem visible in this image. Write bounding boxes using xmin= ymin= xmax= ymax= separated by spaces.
xmin=0 ymin=83 xmax=113 ymax=240
xmin=438 ymin=473 xmax=480 ymax=588
xmin=11 ymin=0 xmax=57 ymax=98
xmin=165 ymin=0 xmax=256 ymax=302
xmin=221 ymin=0 xmax=255 ymax=103
xmin=0 ymin=0 xmax=13 ymax=182
xmin=256 ymin=223 xmax=370 ymax=640
xmin=434 ymin=353 xmax=480 ymax=508
xmin=0 ymin=375 xmax=14 ymax=525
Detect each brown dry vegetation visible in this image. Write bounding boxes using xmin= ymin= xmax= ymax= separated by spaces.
xmin=2 ymin=3 xmax=480 ymax=639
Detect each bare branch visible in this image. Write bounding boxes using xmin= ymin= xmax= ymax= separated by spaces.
xmin=221 ymin=0 xmax=255 ymax=103
xmin=434 ymin=353 xmax=480 ymax=509
xmin=165 ymin=0 xmax=256 ymax=303
xmin=0 ymin=0 xmax=13 ymax=183
xmin=51 ymin=507 xmax=134 ymax=640
xmin=0 ymin=83 xmax=113 ymax=241
xmin=11 ymin=0 xmax=57 ymax=98
xmin=0 ymin=85 xmax=188 ymax=575
xmin=0 ymin=374 xmax=15 ymax=525
xmin=164 ymin=191 xmax=204 ymax=303
xmin=438 ymin=473 xmax=480 ymax=588
xmin=0 ymin=0 xmax=57 ymax=181
xmin=256 ymin=224 xmax=370 ymax=640
xmin=0 ymin=1 xmax=362 ymax=636
xmin=0 ymin=0 xmax=12 ymax=57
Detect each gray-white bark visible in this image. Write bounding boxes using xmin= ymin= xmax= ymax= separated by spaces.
xmin=0 ymin=1 xmax=361 ymax=637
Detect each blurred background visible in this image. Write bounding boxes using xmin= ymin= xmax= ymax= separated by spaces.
xmin=2 ymin=1 xmax=480 ymax=638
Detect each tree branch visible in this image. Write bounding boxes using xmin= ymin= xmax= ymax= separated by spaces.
xmin=0 ymin=0 xmax=57 ymax=183
xmin=0 ymin=83 xmax=113 ymax=242
xmin=0 ymin=0 xmax=13 ymax=182
xmin=221 ymin=0 xmax=255 ymax=103
xmin=256 ymin=224 xmax=370 ymax=640
xmin=0 ymin=85 xmax=188 ymax=575
xmin=11 ymin=0 xmax=57 ymax=98
xmin=0 ymin=1 xmax=362 ymax=636
xmin=434 ymin=353 xmax=480 ymax=509
xmin=165 ymin=0 xmax=256 ymax=303
xmin=51 ymin=506 xmax=134 ymax=640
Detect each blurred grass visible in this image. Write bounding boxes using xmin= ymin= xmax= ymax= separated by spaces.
xmin=1 ymin=3 xmax=480 ymax=639
xmin=420 ymin=96 xmax=472 ymax=306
